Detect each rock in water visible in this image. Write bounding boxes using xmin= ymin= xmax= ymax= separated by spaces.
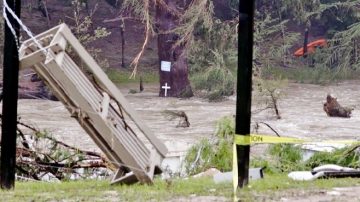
xmin=323 ymin=94 xmax=353 ymax=118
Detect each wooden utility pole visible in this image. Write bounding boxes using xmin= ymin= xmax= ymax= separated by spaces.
xmin=236 ymin=0 xmax=254 ymax=188
xmin=1 ymin=0 xmax=21 ymax=190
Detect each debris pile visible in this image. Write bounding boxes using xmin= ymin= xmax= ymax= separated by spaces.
xmin=0 ymin=115 xmax=113 ymax=182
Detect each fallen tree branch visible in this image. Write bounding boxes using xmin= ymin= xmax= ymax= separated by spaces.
xmin=1 ymin=114 xmax=113 ymax=181
xmin=258 ymin=122 xmax=281 ymax=137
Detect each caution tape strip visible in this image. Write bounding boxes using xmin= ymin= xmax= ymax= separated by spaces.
xmin=234 ymin=134 xmax=360 ymax=145
xmin=233 ymin=134 xmax=360 ymax=200
xmin=233 ymin=143 xmax=238 ymax=202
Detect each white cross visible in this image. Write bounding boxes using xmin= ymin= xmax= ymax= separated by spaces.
xmin=162 ymin=82 xmax=171 ymax=97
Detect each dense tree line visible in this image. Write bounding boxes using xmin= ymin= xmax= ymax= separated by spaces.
xmin=254 ymin=0 xmax=360 ymax=71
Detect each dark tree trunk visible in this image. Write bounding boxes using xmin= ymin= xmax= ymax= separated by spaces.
xmin=120 ymin=18 xmax=125 ymax=68
xmin=303 ymin=28 xmax=309 ymax=58
xmin=38 ymin=0 xmax=51 ymax=28
xmin=156 ymin=0 xmax=193 ymax=98
xmin=105 ymin=0 xmax=122 ymax=8
xmin=213 ymin=0 xmax=236 ymax=20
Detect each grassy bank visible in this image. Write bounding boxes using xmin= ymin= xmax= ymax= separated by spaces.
xmin=0 ymin=177 xmax=232 ymax=202
xmin=263 ymin=66 xmax=360 ymax=84
xmin=105 ymin=68 xmax=159 ymax=85
xmin=249 ymin=174 xmax=360 ymax=191
xmin=2 ymin=174 xmax=360 ymax=201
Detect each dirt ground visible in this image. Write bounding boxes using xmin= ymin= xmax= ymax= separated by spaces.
xmin=21 ymin=0 xmax=159 ymax=69
xmin=257 ymin=186 xmax=360 ymax=202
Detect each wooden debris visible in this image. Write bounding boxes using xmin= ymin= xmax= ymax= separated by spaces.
xmin=0 ymin=115 xmax=113 ymax=181
xmin=162 ymin=110 xmax=190 ymax=127
xmin=323 ymin=94 xmax=353 ymax=118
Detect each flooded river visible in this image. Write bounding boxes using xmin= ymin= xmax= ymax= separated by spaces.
xmin=253 ymin=80 xmax=360 ymax=141
xmin=4 ymin=81 xmax=360 ymax=158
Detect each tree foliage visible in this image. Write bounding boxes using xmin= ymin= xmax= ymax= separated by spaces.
xmin=67 ymin=0 xmax=111 ymax=69
xmin=255 ymin=0 xmax=360 ymax=83
xmin=189 ymin=15 xmax=237 ymax=101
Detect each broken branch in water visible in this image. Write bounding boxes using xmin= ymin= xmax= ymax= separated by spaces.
xmin=162 ymin=110 xmax=190 ymax=127
xmin=253 ymin=121 xmax=281 ymax=137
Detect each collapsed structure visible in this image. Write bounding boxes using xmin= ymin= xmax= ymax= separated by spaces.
xmin=19 ymin=23 xmax=168 ymax=184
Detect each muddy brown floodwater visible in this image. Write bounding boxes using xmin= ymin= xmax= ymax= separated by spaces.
xmin=253 ymin=80 xmax=360 ymax=141
xmin=2 ymin=84 xmax=236 ymax=157
xmin=2 ymin=81 xmax=360 ymax=157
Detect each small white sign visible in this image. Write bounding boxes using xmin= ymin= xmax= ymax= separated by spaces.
xmin=161 ymin=61 xmax=171 ymax=72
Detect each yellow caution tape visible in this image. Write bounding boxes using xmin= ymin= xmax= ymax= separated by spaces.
xmin=233 ymin=143 xmax=238 ymax=202
xmin=234 ymin=134 xmax=360 ymax=145
xmin=235 ymin=134 xmax=305 ymax=145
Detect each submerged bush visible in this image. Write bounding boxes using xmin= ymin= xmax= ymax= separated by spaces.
xmin=184 ymin=138 xmax=214 ymax=175
xmin=267 ymin=144 xmax=306 ymax=172
xmin=184 ymin=116 xmax=234 ymax=175
xmin=191 ymin=50 xmax=236 ymax=97
xmin=191 ymin=67 xmax=235 ymax=102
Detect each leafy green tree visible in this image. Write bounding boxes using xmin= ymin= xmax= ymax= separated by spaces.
xmin=68 ymin=0 xmax=111 ymax=69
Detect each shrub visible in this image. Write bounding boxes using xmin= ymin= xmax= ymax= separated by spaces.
xmin=184 ymin=116 xmax=234 ymax=175
xmin=184 ymin=115 xmax=360 ymax=176
xmin=191 ymin=67 xmax=235 ymax=102
xmin=306 ymin=145 xmax=360 ymax=169
xmin=268 ymin=144 xmax=306 ymax=172
xmin=256 ymin=143 xmax=360 ymax=174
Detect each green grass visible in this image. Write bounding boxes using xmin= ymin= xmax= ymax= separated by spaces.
xmin=2 ymin=174 xmax=360 ymax=201
xmin=105 ymin=68 xmax=159 ymax=84
xmin=238 ymin=174 xmax=360 ymax=200
xmin=0 ymin=177 xmax=232 ymax=202
xmin=249 ymin=174 xmax=360 ymax=190
xmin=262 ymin=66 xmax=360 ymax=84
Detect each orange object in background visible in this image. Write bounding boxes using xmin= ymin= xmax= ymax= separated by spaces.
xmin=294 ymin=39 xmax=327 ymax=57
